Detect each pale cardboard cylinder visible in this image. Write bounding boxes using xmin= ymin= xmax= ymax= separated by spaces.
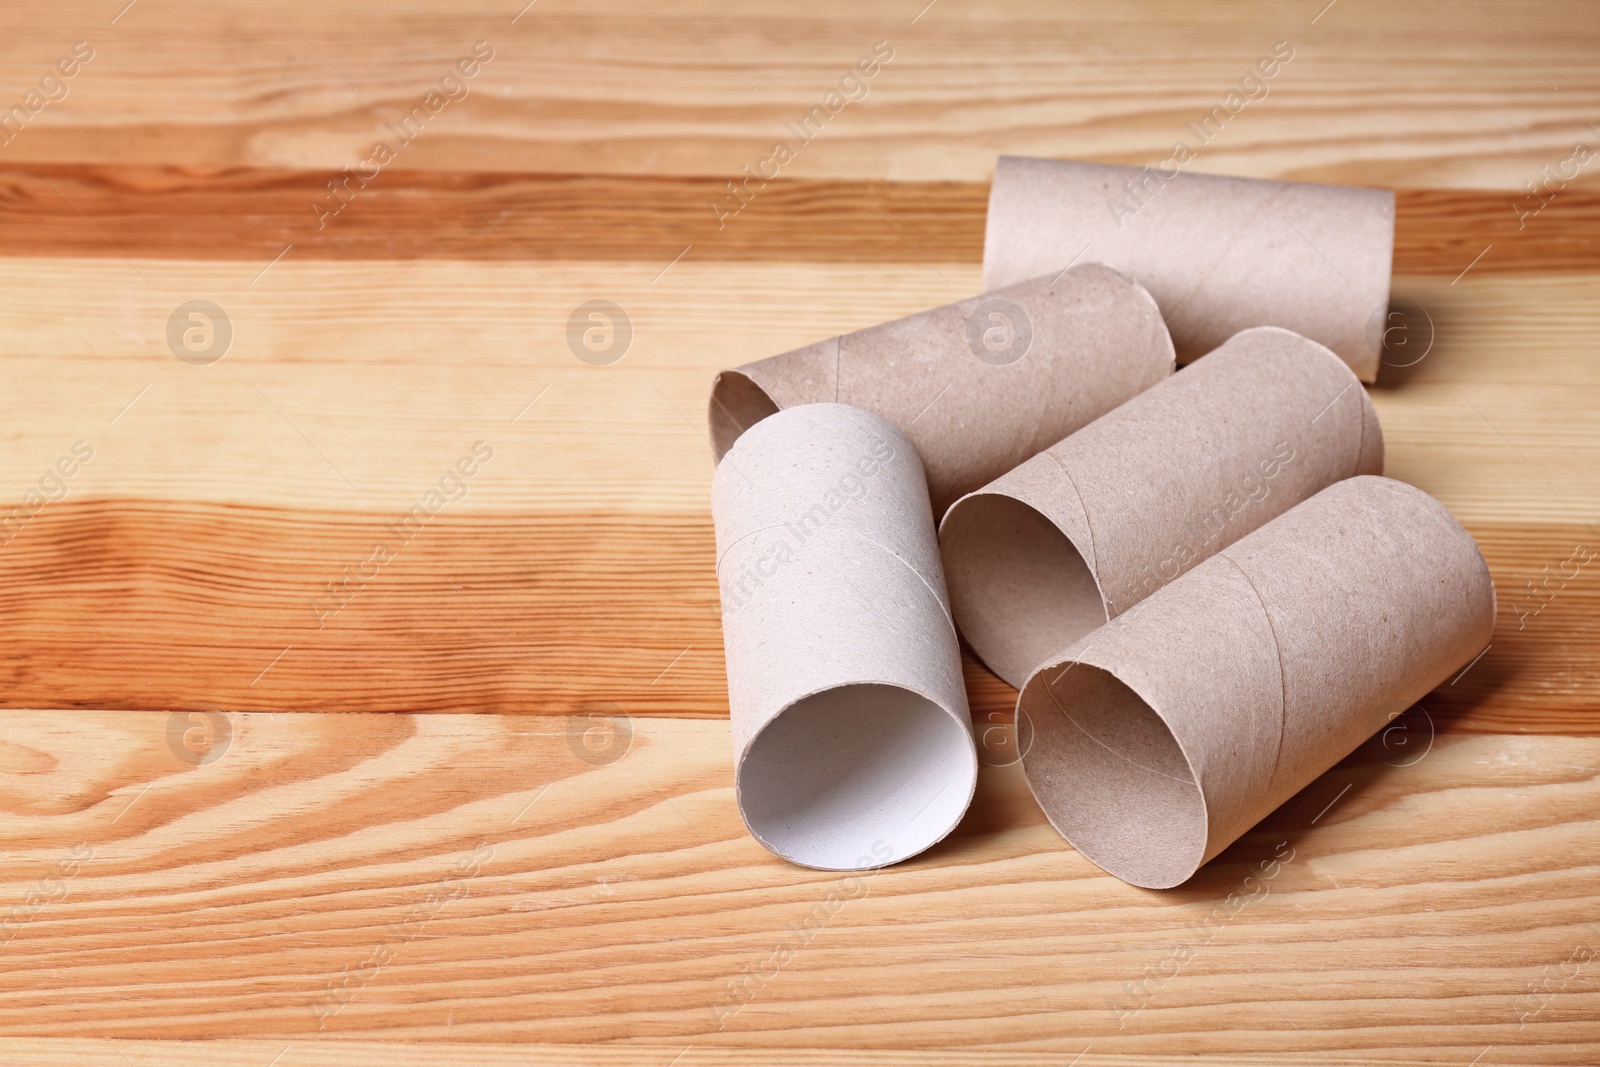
xmin=940 ymin=326 xmax=1383 ymax=688
xmin=982 ymin=156 xmax=1395 ymax=382
xmin=712 ymin=403 xmax=976 ymax=870
xmin=708 ymin=262 xmax=1174 ymax=516
xmin=1017 ymin=476 xmax=1495 ymax=888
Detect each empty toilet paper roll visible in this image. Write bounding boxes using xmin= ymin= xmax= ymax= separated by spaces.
xmin=1016 ymin=476 xmax=1495 ymax=888
xmin=982 ymin=156 xmax=1396 ymax=381
xmin=712 ymin=403 xmax=976 ymax=870
xmin=940 ymin=325 xmax=1383 ymax=688
xmin=708 ymin=262 xmax=1174 ymax=516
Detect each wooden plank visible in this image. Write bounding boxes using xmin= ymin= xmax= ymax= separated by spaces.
xmin=0 ymin=503 xmax=1591 ymax=729
xmin=0 ymin=507 xmax=726 ymax=716
xmin=0 ymin=1039 xmax=1556 ymax=1067
xmin=0 ymin=169 xmax=990 ymax=266
xmin=0 ymin=1 xmax=1594 ymax=188
xmin=0 ymin=711 xmax=1593 ymax=1061
xmin=2 ymin=262 xmax=1596 ymax=521
xmin=1 ymin=166 xmax=1597 ymax=274
xmin=0 ymin=262 xmax=1595 ymax=723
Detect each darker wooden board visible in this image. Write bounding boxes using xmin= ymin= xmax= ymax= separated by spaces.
xmin=0 ymin=165 xmax=1596 ymax=273
xmin=0 ymin=502 xmax=723 ymax=718
xmin=0 ymin=167 xmax=986 ymax=266
xmin=0 ymin=501 xmax=1593 ymax=731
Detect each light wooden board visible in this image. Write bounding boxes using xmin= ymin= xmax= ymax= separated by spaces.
xmin=0 ymin=1 xmax=1597 ymax=187
xmin=0 ymin=1042 xmax=1570 ymax=1067
xmin=2 ymin=263 xmax=1597 ymax=520
xmin=0 ymin=712 xmax=1594 ymax=1063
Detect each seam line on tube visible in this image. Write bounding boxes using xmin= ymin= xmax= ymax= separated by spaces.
xmin=1042 ymin=446 xmax=1101 ymax=589
xmin=833 ymin=335 xmax=842 ymax=403
xmin=826 ymin=524 xmax=958 ymax=640
xmin=1161 ymin=213 xmax=1258 ymax=328
xmin=1216 ymin=552 xmax=1290 ymax=791
xmin=708 ymin=382 xmax=747 ymax=458
xmin=1040 ymin=668 xmax=1190 ymax=784
xmin=713 ymin=523 xmax=795 ymax=574
xmin=1310 ymin=370 xmax=1363 ymax=477
xmin=1350 ymin=387 xmax=1368 ymax=479
xmin=715 ymin=523 xmax=959 ymax=640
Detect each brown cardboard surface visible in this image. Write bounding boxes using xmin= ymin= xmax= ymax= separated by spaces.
xmin=940 ymin=326 xmax=1382 ymax=688
xmin=982 ymin=156 xmax=1395 ymax=381
xmin=1016 ymin=476 xmax=1495 ymax=888
xmin=707 ymin=263 xmax=1174 ymax=516
xmin=711 ymin=403 xmax=976 ymax=870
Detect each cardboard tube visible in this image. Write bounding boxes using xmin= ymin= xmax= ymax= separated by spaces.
xmin=708 ymin=263 xmax=1174 ymax=516
xmin=1016 ymin=476 xmax=1495 ymax=888
xmin=940 ymin=326 xmax=1383 ymax=688
xmin=712 ymin=403 xmax=975 ymax=870
xmin=982 ymin=156 xmax=1396 ymax=382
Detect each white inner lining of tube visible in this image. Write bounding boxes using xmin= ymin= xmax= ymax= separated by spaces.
xmin=709 ymin=371 xmax=780 ymax=461
xmin=941 ymin=493 xmax=1107 ymax=687
xmin=738 ymin=683 xmax=977 ymax=871
xmin=1019 ymin=662 xmax=1207 ymax=888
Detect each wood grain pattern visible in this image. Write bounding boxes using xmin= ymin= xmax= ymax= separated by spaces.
xmin=1 ymin=1 xmax=1596 ymax=188
xmin=2 ymin=166 xmax=1597 ymax=274
xmin=0 ymin=262 xmax=1596 ymax=725
xmin=1 ymin=1042 xmax=1563 ymax=1067
xmin=0 ymin=504 xmax=1592 ymax=731
xmin=0 ymin=711 xmax=1593 ymax=1061
xmin=2 ymin=262 xmax=1596 ymax=523
xmin=2 ymin=1 xmax=1597 ymax=1061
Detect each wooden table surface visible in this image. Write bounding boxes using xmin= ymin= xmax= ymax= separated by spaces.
xmin=1 ymin=2 xmax=1597 ymax=1063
